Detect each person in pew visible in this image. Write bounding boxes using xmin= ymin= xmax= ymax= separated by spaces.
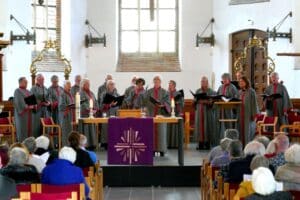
xmin=0 ymin=147 xmax=40 ymax=184
xmin=208 ymin=129 xmax=239 ymax=162
xmin=97 ymin=74 xmax=113 ymax=107
xmin=80 ymin=78 xmax=98 ymax=149
xmin=254 ymin=136 xmax=270 ymax=150
xmin=246 ymin=167 xmax=292 ymax=200
xmin=13 ymin=77 xmax=35 ymax=142
xmin=193 ymin=76 xmax=218 ymax=149
xmin=265 ymin=139 xmax=277 ymax=158
xmin=268 ymin=134 xmax=289 ymax=172
xmin=59 ymin=80 xmax=75 ymax=146
xmin=211 ymin=138 xmax=232 ymax=167
xmin=34 ymin=135 xmax=58 ymax=165
xmin=31 ymin=74 xmax=50 ymax=138
xmin=124 ymin=78 xmax=146 ymax=109
xmin=217 ymin=73 xmax=238 ymax=136
xmin=167 ymin=80 xmax=184 ymax=148
xmin=70 ymin=74 xmax=82 ymax=97
xmin=263 ymin=72 xmax=292 ymax=130
xmin=68 ymin=131 xmax=94 ymax=169
xmin=22 ymin=137 xmax=46 ymax=173
xmin=144 ymin=75 xmax=171 ymax=157
xmin=275 ymin=143 xmax=300 ymax=191
xmin=238 ymin=76 xmax=259 ymax=145
xmin=48 ymin=75 xmax=64 ymax=124
xmin=0 ymin=144 xmax=9 ymax=168
xmin=124 ymin=75 xmax=138 ymax=100
xmin=0 ymin=173 xmax=17 ymax=200
xmin=79 ymin=134 xmax=97 ymax=164
xmin=41 ymin=146 xmax=90 ymax=199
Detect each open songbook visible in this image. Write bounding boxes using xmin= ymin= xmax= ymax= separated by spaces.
xmin=261 ymin=93 xmax=282 ymax=101
xmin=103 ymin=94 xmax=125 ymax=107
xmin=174 ymin=89 xmax=184 ymax=101
xmin=149 ymin=96 xmax=163 ymax=106
xmin=190 ymin=90 xmax=223 ymax=102
xmin=67 ymin=100 xmax=87 ymax=108
xmin=221 ymin=96 xmax=241 ymax=102
xmin=24 ymin=95 xmax=37 ymax=105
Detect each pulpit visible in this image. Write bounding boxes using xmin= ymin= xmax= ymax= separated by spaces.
xmin=215 ymin=101 xmax=241 ymax=128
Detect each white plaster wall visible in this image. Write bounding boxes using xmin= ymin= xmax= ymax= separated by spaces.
xmin=86 ymin=0 xmax=213 ymax=98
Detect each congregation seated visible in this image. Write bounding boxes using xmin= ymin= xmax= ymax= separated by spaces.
xmin=22 ymin=137 xmax=46 ymax=173
xmin=264 ymin=139 xmax=276 ymax=158
xmin=41 ymin=146 xmax=90 ymax=198
xmin=34 ymin=135 xmax=58 ymax=165
xmin=0 ymin=147 xmax=40 ymax=184
xmin=68 ymin=131 xmax=94 ymax=169
xmin=79 ymin=134 xmax=97 ymax=164
xmin=224 ymin=140 xmax=265 ymax=183
xmin=245 ymin=167 xmax=292 ymax=200
xmin=234 ymin=155 xmax=273 ymax=199
xmin=275 ymin=143 xmax=300 ymax=190
xmin=254 ymin=136 xmax=270 ymax=150
xmin=268 ymin=134 xmax=289 ymax=172
xmin=0 ymin=144 xmax=9 ymax=168
xmin=208 ymin=129 xmax=239 ymax=162
xmin=211 ymin=137 xmax=232 ymax=167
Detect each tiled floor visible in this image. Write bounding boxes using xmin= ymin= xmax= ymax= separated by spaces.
xmin=103 ymin=187 xmax=201 ymax=200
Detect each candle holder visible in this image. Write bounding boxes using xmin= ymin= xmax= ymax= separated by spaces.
xmin=89 ymin=108 xmax=94 ymax=118
xmin=171 ymin=105 xmax=176 ymax=118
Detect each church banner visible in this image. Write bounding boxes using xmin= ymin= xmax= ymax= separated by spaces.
xmin=108 ymin=118 xmax=153 ymax=165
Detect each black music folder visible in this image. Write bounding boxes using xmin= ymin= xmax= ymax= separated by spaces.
xmin=103 ymin=94 xmax=125 ymax=107
xmin=24 ymin=95 xmax=37 ymax=105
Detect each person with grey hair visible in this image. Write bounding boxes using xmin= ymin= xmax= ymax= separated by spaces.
xmin=211 ymin=138 xmax=232 ymax=167
xmin=41 ymin=146 xmax=90 ymax=198
xmin=124 ymin=75 xmax=138 ymax=100
xmin=22 ymin=137 xmax=46 ymax=173
xmin=275 ymin=144 xmax=300 ymax=190
xmin=35 ymin=135 xmax=58 ymax=164
xmin=97 ymin=74 xmax=114 ymax=106
xmin=31 ymin=73 xmax=50 ymax=137
xmin=269 ymin=134 xmax=289 ymax=172
xmin=193 ymin=76 xmax=217 ymax=149
xmin=48 ymin=75 xmax=64 ymax=124
xmin=79 ymin=134 xmax=97 ymax=163
xmin=254 ymin=136 xmax=270 ymax=149
xmin=0 ymin=147 xmax=40 ymax=184
xmin=217 ymin=73 xmax=238 ymax=134
xmin=59 ymin=80 xmax=75 ymax=146
xmin=71 ymin=75 xmax=82 ymax=97
xmin=263 ymin=72 xmax=292 ymax=130
xmin=246 ymin=167 xmax=292 ymax=200
xmin=13 ymin=77 xmax=35 ymax=142
xmin=80 ymin=79 xmax=99 ymax=149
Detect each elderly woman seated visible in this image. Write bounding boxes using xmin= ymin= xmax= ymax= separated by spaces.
xmin=224 ymin=140 xmax=265 ymax=183
xmin=34 ymin=135 xmax=58 ymax=164
xmin=275 ymin=143 xmax=300 ymax=190
xmin=268 ymin=134 xmax=289 ymax=172
xmin=23 ymin=137 xmax=46 ymax=173
xmin=211 ymin=138 xmax=232 ymax=167
xmin=245 ymin=167 xmax=292 ymax=200
xmin=0 ymin=147 xmax=40 ymax=184
xmin=41 ymin=146 xmax=90 ymax=198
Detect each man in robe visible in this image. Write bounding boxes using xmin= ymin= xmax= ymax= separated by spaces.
xmin=144 ymin=75 xmax=170 ymax=156
xmin=193 ymin=76 xmax=218 ymax=149
xmin=124 ymin=75 xmax=137 ymax=101
xmin=167 ymin=80 xmax=184 ymax=148
xmin=14 ymin=77 xmax=35 ymax=142
xmin=124 ymin=78 xmax=146 ymax=109
xmin=70 ymin=75 xmax=81 ymax=97
xmin=97 ymin=74 xmax=113 ymax=107
xmin=80 ymin=79 xmax=98 ymax=149
xmin=264 ymin=72 xmax=292 ymax=129
xmin=31 ymin=74 xmax=50 ymax=137
xmin=48 ymin=75 xmax=63 ymax=124
xmin=59 ymin=80 xmax=74 ymax=146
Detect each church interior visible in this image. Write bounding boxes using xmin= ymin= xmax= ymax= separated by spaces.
xmin=1 ymin=0 xmax=300 ymax=199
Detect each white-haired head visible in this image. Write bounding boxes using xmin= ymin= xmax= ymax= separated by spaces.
xmin=153 ymin=74 xmax=162 ymax=82
xmin=9 ymin=147 xmax=29 ymax=165
xmin=80 ymin=78 xmax=90 ymax=89
xmin=59 ymin=147 xmax=76 ymax=163
xmin=35 ymin=135 xmax=50 ymax=150
xmin=252 ymin=167 xmax=276 ymax=195
xmin=244 ymin=141 xmax=265 ymax=156
xmin=285 ymin=144 xmax=300 ymax=164
xmin=266 ymin=139 xmax=276 ymax=154
xmin=63 ymin=80 xmax=71 ymax=87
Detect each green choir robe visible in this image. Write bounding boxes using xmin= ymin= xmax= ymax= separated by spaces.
xmin=238 ymin=88 xmax=259 ymax=145
xmin=48 ymin=86 xmax=64 ymax=124
xmin=97 ymin=82 xmax=106 ymax=108
xmin=264 ymin=83 xmax=292 ymax=129
xmin=31 ymin=84 xmax=49 ymax=137
xmin=59 ymin=90 xmax=74 ymax=146
xmin=80 ymin=90 xmax=98 ymax=148
xmin=193 ymin=88 xmax=218 ymax=147
xmin=13 ymin=88 xmax=33 ymax=142
xmin=124 ymin=85 xmax=135 ymax=99
xmin=124 ymin=88 xmax=145 ymax=109
xmin=144 ymin=87 xmax=171 ymax=153
xmin=167 ymin=89 xmax=184 ymax=148
xmin=70 ymin=85 xmax=80 ymax=97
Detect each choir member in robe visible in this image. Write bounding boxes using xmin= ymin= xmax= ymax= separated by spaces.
xmin=31 ymin=74 xmax=50 ymax=138
xmin=124 ymin=78 xmax=145 ymax=109
xmin=264 ymin=72 xmax=292 ymax=129
xmin=48 ymin=75 xmax=63 ymax=124
xmin=193 ymin=76 xmax=218 ymax=149
xmin=14 ymin=77 xmax=35 ymax=142
xmin=167 ymin=80 xmax=184 ymax=148
xmin=59 ymin=80 xmax=74 ymax=146
xmin=144 ymin=75 xmax=170 ymax=156
xmin=124 ymin=75 xmax=137 ymax=100
xmin=238 ymin=76 xmax=259 ymax=145
xmin=97 ymin=74 xmax=113 ymax=107
xmin=70 ymin=75 xmax=81 ymax=97
xmin=80 ymin=79 xmax=98 ymax=149
xmin=217 ymin=73 xmax=238 ymax=134
xmin=99 ymin=80 xmax=120 ymax=147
